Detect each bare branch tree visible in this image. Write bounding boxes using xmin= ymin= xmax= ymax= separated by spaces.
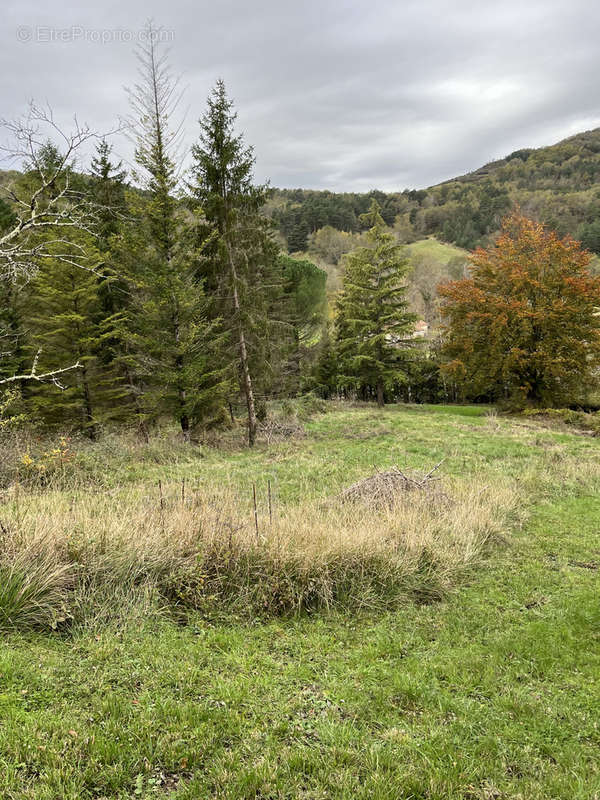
xmin=0 ymin=349 xmax=80 ymax=388
xmin=0 ymin=101 xmax=118 ymax=282
xmin=0 ymin=102 xmax=120 ymax=391
xmin=125 ymin=20 xmax=187 ymax=190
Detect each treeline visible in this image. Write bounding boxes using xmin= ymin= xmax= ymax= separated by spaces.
xmin=268 ymin=189 xmax=403 ymax=251
xmin=271 ymin=128 xmax=600 ymax=253
xmin=3 ymin=28 xmax=600 ymax=434
xmin=0 ymin=36 xmax=326 ymax=445
xmin=269 ymin=183 xmax=514 ymax=252
xmin=311 ymin=209 xmax=600 ymax=411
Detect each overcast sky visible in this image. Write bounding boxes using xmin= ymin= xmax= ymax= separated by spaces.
xmin=2 ymin=0 xmax=600 ymax=192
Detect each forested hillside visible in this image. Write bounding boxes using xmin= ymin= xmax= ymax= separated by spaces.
xmin=270 ymin=128 xmax=600 ymax=253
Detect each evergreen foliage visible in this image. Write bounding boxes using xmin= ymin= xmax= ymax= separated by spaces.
xmin=277 ymin=254 xmax=327 ymax=393
xmin=335 ymin=201 xmax=416 ymax=406
xmin=25 ymin=232 xmax=122 ymax=437
xmin=269 ymin=128 xmax=600 ymax=252
xmin=189 ymin=79 xmax=282 ymax=444
xmin=3 ymin=50 xmax=600 ymax=434
xmin=122 ymin=25 xmax=230 ymax=437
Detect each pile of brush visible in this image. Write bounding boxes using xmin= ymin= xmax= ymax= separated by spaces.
xmin=339 ymin=462 xmax=445 ymax=508
xmin=258 ymin=417 xmax=305 ymax=443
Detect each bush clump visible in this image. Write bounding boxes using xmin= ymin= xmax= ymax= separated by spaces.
xmin=523 ymin=408 xmax=600 ymax=435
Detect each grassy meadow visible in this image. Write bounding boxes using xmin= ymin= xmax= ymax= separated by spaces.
xmin=0 ymin=403 xmax=599 ymax=798
xmin=405 ymin=237 xmax=467 ymax=264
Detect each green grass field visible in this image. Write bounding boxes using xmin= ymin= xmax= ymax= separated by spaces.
xmin=406 ymin=238 xmax=468 ymax=264
xmin=1 ymin=404 xmax=599 ymax=799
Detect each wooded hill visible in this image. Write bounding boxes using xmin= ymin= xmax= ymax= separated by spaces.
xmin=269 ymin=128 xmax=600 ymax=254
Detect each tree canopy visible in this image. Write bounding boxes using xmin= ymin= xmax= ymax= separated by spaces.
xmin=439 ymin=213 xmax=600 ymax=406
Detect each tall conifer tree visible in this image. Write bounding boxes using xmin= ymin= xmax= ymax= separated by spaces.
xmin=189 ymin=80 xmax=281 ymax=445
xmin=89 ymin=139 xmax=131 ymax=380
xmin=335 ymin=201 xmax=415 ymax=406
xmin=123 ymin=24 xmax=229 ymax=437
xmin=25 ymin=230 xmax=121 ymax=437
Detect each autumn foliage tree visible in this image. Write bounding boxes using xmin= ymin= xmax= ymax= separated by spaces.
xmin=439 ymin=213 xmax=600 ymax=407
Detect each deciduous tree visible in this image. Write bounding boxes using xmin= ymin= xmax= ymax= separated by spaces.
xmin=439 ymin=212 xmax=600 ymax=406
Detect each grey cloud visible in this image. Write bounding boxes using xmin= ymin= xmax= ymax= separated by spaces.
xmin=1 ymin=0 xmax=599 ymax=191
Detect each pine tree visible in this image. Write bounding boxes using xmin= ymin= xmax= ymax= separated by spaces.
xmin=189 ymin=79 xmax=282 ymax=445
xmin=335 ymin=201 xmax=415 ymax=406
xmin=123 ymin=24 xmax=229 ymax=437
xmin=25 ymin=231 xmax=121 ymax=437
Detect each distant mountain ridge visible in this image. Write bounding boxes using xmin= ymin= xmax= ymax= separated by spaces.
xmin=3 ymin=127 xmax=600 ymax=255
xmin=442 ymin=127 xmax=600 ymax=187
xmin=269 ymin=128 xmax=600 ymax=254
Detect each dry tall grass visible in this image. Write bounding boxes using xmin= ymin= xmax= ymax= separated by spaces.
xmin=0 ymin=476 xmax=519 ymax=630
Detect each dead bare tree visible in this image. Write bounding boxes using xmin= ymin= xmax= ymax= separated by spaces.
xmin=0 ymin=102 xmax=108 ymax=282
xmin=0 ymin=102 xmax=113 ymax=389
xmin=0 ymin=349 xmax=80 ymax=388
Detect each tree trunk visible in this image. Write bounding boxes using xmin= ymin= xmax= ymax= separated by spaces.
xmin=123 ymin=361 xmax=149 ymax=443
xmin=239 ymin=322 xmax=257 ymax=446
xmin=376 ymin=380 xmax=384 ymax=408
xmin=80 ymin=365 xmax=97 ymax=440
xmin=226 ymin=240 xmax=257 ymax=447
xmin=173 ymin=308 xmax=190 ymax=442
xmin=180 ymin=409 xmax=190 ymax=441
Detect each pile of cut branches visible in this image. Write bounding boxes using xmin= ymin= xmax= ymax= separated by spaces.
xmin=257 ymin=417 xmax=305 ymax=444
xmin=339 ymin=462 xmax=445 ymax=509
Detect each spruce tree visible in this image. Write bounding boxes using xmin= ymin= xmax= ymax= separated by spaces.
xmin=25 ymin=231 xmax=121 ymax=437
xmin=89 ymin=139 xmax=130 ymax=375
xmin=189 ymin=80 xmax=282 ymax=445
xmin=90 ymin=138 xmax=127 ymax=253
xmin=89 ymin=140 xmax=148 ymax=430
xmin=311 ymin=323 xmax=339 ymax=399
xmin=278 ymin=254 xmax=327 ymax=394
xmin=123 ymin=24 xmax=229 ymax=437
xmin=4 ymin=144 xmax=104 ymax=420
xmin=335 ymin=201 xmax=415 ymax=407
xmin=0 ymin=279 xmax=30 ymax=386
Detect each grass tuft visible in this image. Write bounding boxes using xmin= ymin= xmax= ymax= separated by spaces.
xmin=0 ymin=549 xmax=73 ymax=630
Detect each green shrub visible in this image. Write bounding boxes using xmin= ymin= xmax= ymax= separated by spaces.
xmin=279 ymin=398 xmax=296 ymax=419
xmin=298 ymin=393 xmax=329 ymax=417
xmin=523 ymin=408 xmax=600 ymax=435
xmin=255 ymin=400 xmax=268 ymax=423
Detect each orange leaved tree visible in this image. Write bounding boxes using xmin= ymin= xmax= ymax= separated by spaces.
xmin=438 ymin=212 xmax=600 ymax=407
